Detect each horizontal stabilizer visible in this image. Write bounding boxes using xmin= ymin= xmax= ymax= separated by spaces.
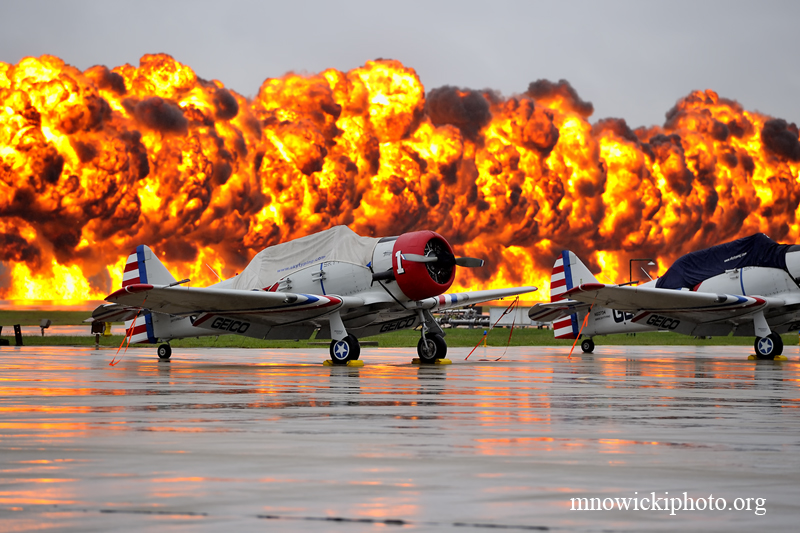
xmin=85 ymin=303 xmax=142 ymax=323
xmin=528 ymin=300 xmax=592 ymax=323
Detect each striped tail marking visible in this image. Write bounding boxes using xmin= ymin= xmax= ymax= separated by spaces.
xmin=125 ymin=312 xmax=156 ymax=344
xmin=122 ymin=246 xmax=148 ymax=287
xmin=551 ymin=251 xmax=579 ymax=339
xmin=122 ymin=246 xmax=155 ymax=344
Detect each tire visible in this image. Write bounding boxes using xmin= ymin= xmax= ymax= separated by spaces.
xmin=157 ymin=344 xmax=172 ymax=360
xmin=754 ymin=333 xmax=783 ymax=360
xmin=417 ymin=333 xmax=447 ymax=364
xmin=581 ymin=338 xmax=594 ymax=354
xmin=330 ymin=335 xmax=360 ymax=365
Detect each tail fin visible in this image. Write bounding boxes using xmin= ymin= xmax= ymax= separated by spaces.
xmin=550 ymin=250 xmax=599 ymax=339
xmin=550 ymin=250 xmax=599 ymax=302
xmin=122 ymin=245 xmax=176 ymax=344
xmin=122 ymin=245 xmax=177 ymax=287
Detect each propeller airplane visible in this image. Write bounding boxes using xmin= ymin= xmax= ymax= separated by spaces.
xmin=529 ymin=233 xmax=800 ymax=359
xmin=89 ymin=226 xmax=536 ymax=364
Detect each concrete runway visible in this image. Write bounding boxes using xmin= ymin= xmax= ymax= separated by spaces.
xmin=1 ymin=344 xmax=798 ymax=532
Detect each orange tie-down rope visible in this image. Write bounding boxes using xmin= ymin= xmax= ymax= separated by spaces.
xmin=568 ymin=304 xmax=594 ymax=359
xmin=465 ymin=297 xmax=520 ymax=361
xmin=109 ymin=308 xmax=141 ymax=367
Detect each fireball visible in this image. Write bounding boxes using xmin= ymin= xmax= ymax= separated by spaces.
xmin=1 ymin=54 xmax=799 ymax=302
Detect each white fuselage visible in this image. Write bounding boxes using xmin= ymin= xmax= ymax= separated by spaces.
xmin=211 ymin=239 xmax=401 ymax=300
xmin=582 ymin=261 xmax=800 ymax=338
xmin=151 ymin=239 xmax=426 ymax=341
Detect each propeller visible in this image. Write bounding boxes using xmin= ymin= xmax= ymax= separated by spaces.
xmin=401 ymin=253 xmax=437 ymax=263
xmin=455 ymin=257 xmax=485 ymax=268
xmin=402 ymin=253 xmax=485 ymax=268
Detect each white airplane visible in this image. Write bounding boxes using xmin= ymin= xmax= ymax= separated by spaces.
xmin=528 ymin=233 xmax=800 ymax=359
xmin=89 ymin=226 xmax=536 ymax=364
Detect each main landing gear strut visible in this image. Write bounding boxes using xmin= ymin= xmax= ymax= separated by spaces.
xmin=416 ymin=309 xmax=447 ymax=364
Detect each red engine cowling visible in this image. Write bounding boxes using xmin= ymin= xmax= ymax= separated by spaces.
xmin=392 ymin=231 xmax=456 ymax=301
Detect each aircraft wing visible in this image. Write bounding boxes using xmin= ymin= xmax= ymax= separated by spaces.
xmin=527 ymin=300 xmax=593 ymax=323
xmin=104 ymin=283 xmax=360 ymax=325
xmin=561 ymin=283 xmax=770 ymax=323
xmin=418 ymin=286 xmax=537 ymax=311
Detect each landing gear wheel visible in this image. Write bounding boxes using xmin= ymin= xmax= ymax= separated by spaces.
xmin=417 ymin=333 xmax=447 ymax=364
xmin=157 ymin=344 xmax=172 ymax=360
xmin=754 ymin=333 xmax=783 ymax=360
xmin=330 ymin=335 xmax=360 ymax=365
xmin=581 ymin=338 xmax=594 ymax=354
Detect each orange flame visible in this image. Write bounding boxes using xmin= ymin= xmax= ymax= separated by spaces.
xmin=1 ymin=54 xmax=799 ymax=302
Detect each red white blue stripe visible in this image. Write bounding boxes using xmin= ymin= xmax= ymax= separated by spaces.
xmin=122 ymin=245 xmax=148 ymax=287
xmin=552 ymin=251 xmax=579 ymax=339
xmin=121 ymin=245 xmax=155 ymax=343
xmin=125 ymin=311 xmax=156 ymax=344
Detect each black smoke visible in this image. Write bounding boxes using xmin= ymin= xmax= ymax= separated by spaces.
xmin=526 ymin=79 xmax=594 ymax=118
xmin=214 ymin=88 xmax=239 ymax=121
xmin=761 ymin=119 xmax=800 ymax=161
xmin=133 ymin=97 xmax=189 ymax=135
xmin=425 ymin=86 xmax=492 ymax=140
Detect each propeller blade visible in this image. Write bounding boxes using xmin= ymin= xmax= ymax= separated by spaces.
xmin=403 ymin=253 xmax=485 ymax=267
xmin=455 ymin=257 xmax=485 ymax=267
xmin=402 ymin=253 xmax=438 ymax=263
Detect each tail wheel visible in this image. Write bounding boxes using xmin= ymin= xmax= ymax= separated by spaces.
xmin=417 ymin=333 xmax=447 ymax=364
xmin=157 ymin=344 xmax=172 ymax=360
xmin=330 ymin=335 xmax=361 ymax=365
xmin=581 ymin=338 xmax=594 ymax=354
xmin=754 ymin=333 xmax=783 ymax=360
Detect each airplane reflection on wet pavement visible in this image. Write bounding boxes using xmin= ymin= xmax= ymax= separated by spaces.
xmin=0 ymin=345 xmax=797 ymax=531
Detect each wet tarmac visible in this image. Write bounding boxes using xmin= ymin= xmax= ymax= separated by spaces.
xmin=1 ymin=345 xmax=798 ymax=532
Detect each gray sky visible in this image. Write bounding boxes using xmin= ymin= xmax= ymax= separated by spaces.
xmin=2 ymin=0 xmax=798 ymax=128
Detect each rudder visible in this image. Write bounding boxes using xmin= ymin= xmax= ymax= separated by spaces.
xmin=121 ymin=245 xmax=176 ymax=344
xmin=122 ymin=245 xmax=176 ymax=287
xmin=550 ymin=250 xmax=598 ymax=339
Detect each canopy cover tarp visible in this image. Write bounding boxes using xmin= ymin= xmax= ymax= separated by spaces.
xmin=655 ymin=233 xmax=795 ymax=290
xmin=230 ymin=226 xmax=380 ymax=290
